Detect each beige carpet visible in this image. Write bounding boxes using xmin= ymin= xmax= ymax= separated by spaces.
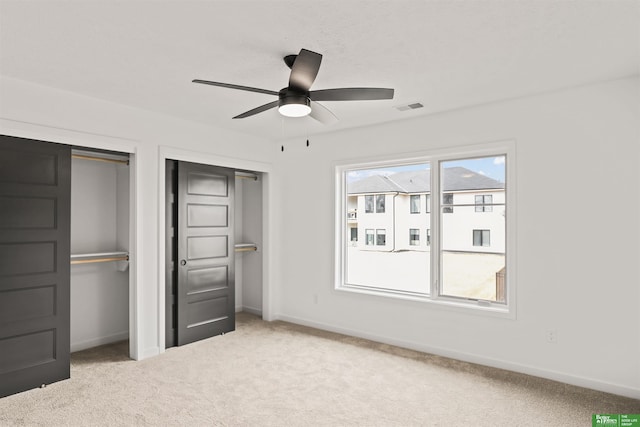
xmin=1 ymin=313 xmax=638 ymax=426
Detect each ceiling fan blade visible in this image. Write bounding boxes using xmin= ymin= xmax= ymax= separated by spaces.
xmin=288 ymin=49 xmax=322 ymax=93
xmin=310 ymin=88 xmax=394 ymax=101
xmin=233 ymin=100 xmax=279 ymax=119
xmin=309 ymin=101 xmax=338 ymax=125
xmin=193 ymin=79 xmax=279 ymax=96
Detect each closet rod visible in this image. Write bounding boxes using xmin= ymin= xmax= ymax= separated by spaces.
xmin=70 ymin=251 xmax=129 ymax=265
xmin=72 ymin=154 xmax=129 ymax=165
xmin=235 ymin=172 xmax=258 ymax=181
xmin=235 ymin=243 xmax=257 ymax=252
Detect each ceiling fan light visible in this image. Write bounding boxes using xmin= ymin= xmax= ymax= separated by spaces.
xmin=278 ymin=103 xmax=311 ymax=117
xmin=278 ymin=95 xmax=311 ymax=117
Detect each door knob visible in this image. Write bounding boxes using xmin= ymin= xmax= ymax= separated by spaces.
xmin=180 ymin=259 xmax=187 ymax=266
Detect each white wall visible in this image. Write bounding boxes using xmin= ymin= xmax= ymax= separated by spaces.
xmin=272 ymin=77 xmax=640 ymax=398
xmin=240 ymin=175 xmax=264 ymax=315
xmin=0 ymin=76 xmax=275 ymax=360
xmin=70 ymin=158 xmax=129 ymax=351
xmin=235 ymin=176 xmax=244 ymax=312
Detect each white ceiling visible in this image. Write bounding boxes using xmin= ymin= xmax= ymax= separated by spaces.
xmin=1 ymin=0 xmax=638 ymax=141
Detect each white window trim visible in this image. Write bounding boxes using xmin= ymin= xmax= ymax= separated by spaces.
xmin=334 ymin=140 xmax=516 ymax=319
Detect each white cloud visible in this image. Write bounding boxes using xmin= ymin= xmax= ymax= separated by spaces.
xmin=478 ymin=170 xmax=487 ymax=176
xmin=493 ymin=156 xmax=505 ymax=165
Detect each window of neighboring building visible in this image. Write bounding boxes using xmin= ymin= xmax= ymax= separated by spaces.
xmin=365 ymin=229 xmax=374 ymax=246
xmin=443 ymin=193 xmax=453 ymax=213
xmin=410 ymin=229 xmax=420 ymax=245
xmin=410 ymin=195 xmax=420 ymax=214
xmin=475 ymin=195 xmax=493 ymax=212
xmin=365 ymin=195 xmax=374 ymax=213
xmin=350 ymin=227 xmax=358 ymax=242
xmin=338 ymin=146 xmax=512 ymax=315
xmin=376 ymin=195 xmax=385 ymax=213
xmin=473 ymin=229 xmax=490 ymax=247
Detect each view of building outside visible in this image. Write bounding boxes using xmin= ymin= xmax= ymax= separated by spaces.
xmin=345 ymin=156 xmax=506 ymax=301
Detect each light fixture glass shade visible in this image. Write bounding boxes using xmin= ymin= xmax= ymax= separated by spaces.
xmin=278 ymin=103 xmax=311 ymax=117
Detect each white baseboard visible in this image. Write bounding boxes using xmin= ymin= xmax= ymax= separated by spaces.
xmin=275 ymin=313 xmax=640 ymax=400
xmin=71 ymin=331 xmax=129 ymax=353
xmin=241 ymin=305 xmax=262 ymax=316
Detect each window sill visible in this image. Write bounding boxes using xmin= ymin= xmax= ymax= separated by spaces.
xmin=335 ymin=284 xmax=515 ymax=319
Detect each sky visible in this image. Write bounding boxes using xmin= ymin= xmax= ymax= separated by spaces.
xmin=346 ymin=156 xmax=505 ymax=183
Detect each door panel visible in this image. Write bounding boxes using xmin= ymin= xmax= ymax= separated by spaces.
xmin=177 ymin=162 xmax=235 ymax=345
xmin=0 ymin=135 xmax=71 ymax=398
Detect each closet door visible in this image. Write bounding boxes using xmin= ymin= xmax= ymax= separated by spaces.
xmin=177 ymin=162 xmax=235 ymax=345
xmin=0 ymin=135 xmax=71 ymax=398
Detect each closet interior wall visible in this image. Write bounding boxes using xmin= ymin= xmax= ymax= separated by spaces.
xmin=235 ymin=173 xmax=263 ymax=315
xmin=70 ymin=152 xmax=129 ymax=352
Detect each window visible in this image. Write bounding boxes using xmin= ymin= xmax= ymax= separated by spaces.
xmin=473 ymin=229 xmax=490 ymax=247
xmin=365 ymin=229 xmax=374 ymax=246
xmin=376 ymin=195 xmax=385 ymax=213
xmin=410 ymin=229 xmax=420 ymax=245
xmin=443 ymin=193 xmax=453 ymax=213
xmin=338 ymin=146 xmax=511 ymax=313
xmin=475 ymin=195 xmax=493 ymax=212
xmin=350 ymin=227 xmax=358 ymax=242
xmin=365 ymin=195 xmax=374 ymax=213
xmin=410 ymin=195 xmax=420 ymax=214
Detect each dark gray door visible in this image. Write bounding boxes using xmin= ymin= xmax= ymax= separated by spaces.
xmin=177 ymin=161 xmax=235 ymax=345
xmin=0 ymin=135 xmax=71 ymax=398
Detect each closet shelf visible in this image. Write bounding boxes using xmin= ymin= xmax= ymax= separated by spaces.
xmin=70 ymin=251 xmax=129 ymax=265
xmin=235 ymin=243 xmax=257 ymax=252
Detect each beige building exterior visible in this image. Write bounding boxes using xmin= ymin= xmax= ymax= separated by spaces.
xmin=347 ymin=167 xmax=505 ymax=254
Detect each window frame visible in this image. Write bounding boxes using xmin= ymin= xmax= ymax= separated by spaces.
xmin=442 ymin=193 xmax=454 ymax=213
xmin=475 ymin=194 xmax=493 ymax=212
xmin=375 ymin=194 xmax=385 ymax=213
xmin=473 ymin=229 xmax=491 ymax=247
xmin=365 ymin=195 xmax=374 ymax=213
xmin=409 ymin=228 xmax=420 ymax=246
xmin=365 ymin=228 xmax=374 ymax=246
xmin=410 ymin=195 xmax=421 ymax=214
xmin=335 ymin=140 xmax=516 ymax=318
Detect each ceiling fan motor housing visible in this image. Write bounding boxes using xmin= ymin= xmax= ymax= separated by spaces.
xmin=278 ymin=88 xmax=309 ymax=108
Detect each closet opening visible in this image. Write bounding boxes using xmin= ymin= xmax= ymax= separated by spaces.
xmin=0 ymin=135 xmax=137 ymax=397
xmin=165 ymin=160 xmax=263 ymax=348
xmin=70 ymin=148 xmax=131 ymax=357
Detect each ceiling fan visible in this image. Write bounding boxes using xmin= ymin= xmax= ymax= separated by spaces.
xmin=193 ymin=48 xmax=394 ymax=124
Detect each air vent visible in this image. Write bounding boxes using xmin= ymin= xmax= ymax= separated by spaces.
xmin=396 ymin=102 xmax=424 ymax=111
